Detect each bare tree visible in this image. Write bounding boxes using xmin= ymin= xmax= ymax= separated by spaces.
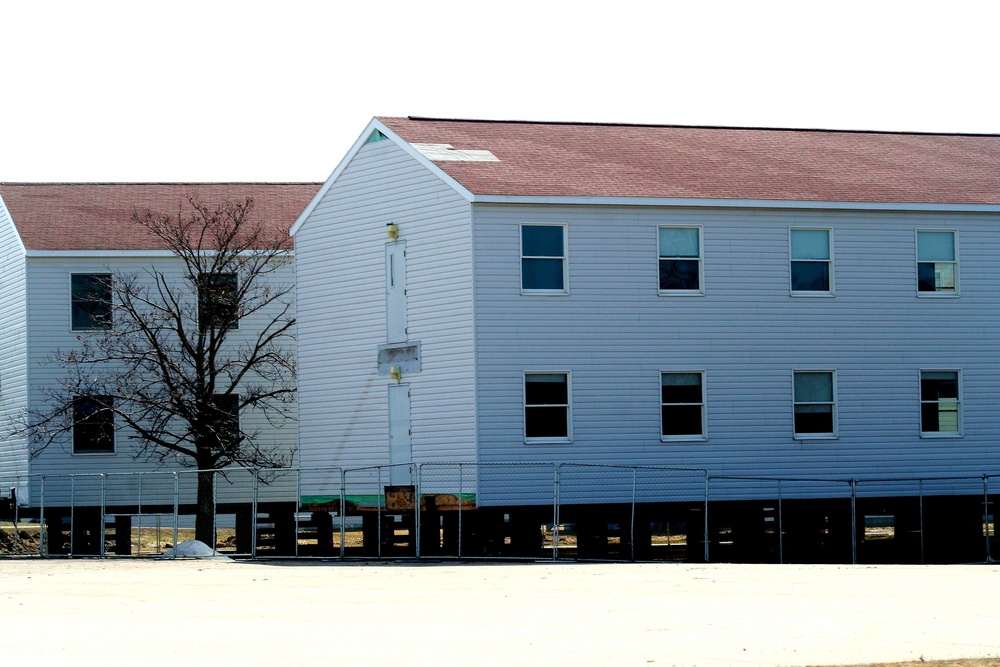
xmin=26 ymin=198 xmax=296 ymax=544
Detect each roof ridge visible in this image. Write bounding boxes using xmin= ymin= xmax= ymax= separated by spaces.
xmin=400 ymin=116 xmax=1000 ymax=139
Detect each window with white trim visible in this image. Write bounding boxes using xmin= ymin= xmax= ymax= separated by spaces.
xmin=71 ymin=273 xmax=113 ymax=330
xmin=661 ymin=371 xmax=705 ymax=439
xmin=524 ymin=372 xmax=571 ymax=441
xmin=920 ymin=370 xmax=961 ymax=435
xmin=658 ymin=226 xmax=702 ymax=293
xmin=73 ymin=395 xmax=114 ymax=454
xmin=790 ymin=228 xmax=832 ymax=294
xmin=521 ymin=224 xmax=566 ymax=293
xmin=917 ymin=231 xmax=957 ymax=294
xmin=793 ymin=371 xmax=836 ymax=437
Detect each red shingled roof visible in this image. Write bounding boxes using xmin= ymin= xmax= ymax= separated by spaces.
xmin=0 ymin=183 xmax=321 ymax=251
xmin=378 ymin=117 xmax=1000 ymax=205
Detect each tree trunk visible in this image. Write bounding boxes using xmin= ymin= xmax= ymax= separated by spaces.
xmin=195 ymin=468 xmax=216 ymax=546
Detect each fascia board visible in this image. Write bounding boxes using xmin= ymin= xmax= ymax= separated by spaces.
xmin=289 ymin=118 xmax=475 ymax=237
xmin=26 ymin=249 xmax=293 ymax=258
xmin=470 ymin=195 xmax=1000 ymax=214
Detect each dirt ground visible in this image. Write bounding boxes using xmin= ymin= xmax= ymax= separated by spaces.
xmin=1 ymin=559 xmax=998 ymax=667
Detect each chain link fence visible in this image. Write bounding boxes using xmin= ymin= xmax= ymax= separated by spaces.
xmin=2 ymin=465 xmax=997 ymax=564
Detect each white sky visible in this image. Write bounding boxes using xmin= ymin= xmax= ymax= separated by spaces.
xmin=2 ymin=0 xmax=997 ymax=183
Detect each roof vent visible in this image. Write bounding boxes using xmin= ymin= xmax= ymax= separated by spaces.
xmin=411 ymin=143 xmax=499 ymax=162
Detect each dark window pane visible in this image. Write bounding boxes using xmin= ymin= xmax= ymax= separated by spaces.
xmin=794 ymin=405 xmax=833 ymax=434
xmin=209 ymin=394 xmax=240 ymax=448
xmin=522 ymin=258 xmax=564 ymax=290
xmin=526 ymin=406 xmax=568 ymax=438
xmin=921 ymin=375 xmax=958 ymax=400
xmin=661 ymin=385 xmax=702 ymax=404
xmin=659 ymin=259 xmax=699 ymax=290
xmin=522 ymin=226 xmax=564 ymax=257
xmin=71 ymin=274 xmax=112 ymax=330
xmin=199 ymin=273 xmax=239 ymax=330
xmin=917 ymin=262 xmax=937 ymax=292
xmin=791 ymin=261 xmax=830 ymax=292
xmin=525 ymin=375 xmax=568 ymax=405
xmin=662 ymin=405 xmax=703 ymax=436
xmin=73 ymin=396 xmax=114 ymax=453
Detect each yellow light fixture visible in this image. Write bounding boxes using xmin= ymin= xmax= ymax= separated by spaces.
xmin=387 ymin=223 xmax=399 ymax=240
xmin=390 ymin=366 xmax=402 ymax=382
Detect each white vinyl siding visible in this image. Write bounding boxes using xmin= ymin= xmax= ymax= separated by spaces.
xmin=472 ymin=203 xmax=1000 ymax=502
xmin=293 ymin=136 xmax=477 ymax=487
xmin=0 ymin=195 xmax=29 ymax=498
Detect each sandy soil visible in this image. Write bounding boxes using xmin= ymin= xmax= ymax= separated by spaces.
xmin=1 ymin=559 xmax=999 ymax=667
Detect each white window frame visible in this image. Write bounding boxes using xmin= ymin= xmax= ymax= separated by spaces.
xmin=520 ymin=223 xmax=568 ymax=295
xmin=789 ymin=227 xmax=834 ymax=296
xmin=919 ymin=369 xmax=963 ymax=437
xmin=657 ymin=225 xmax=704 ymax=296
xmin=792 ymin=370 xmax=838 ymax=439
xmin=523 ymin=371 xmax=572 ymax=444
xmin=916 ymin=229 xmax=959 ymax=297
xmin=660 ymin=370 xmax=707 ymax=441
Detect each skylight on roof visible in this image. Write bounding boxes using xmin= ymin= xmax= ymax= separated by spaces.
xmin=411 ymin=143 xmax=499 ymax=162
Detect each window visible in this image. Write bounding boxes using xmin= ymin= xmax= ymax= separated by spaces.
xmin=71 ymin=274 xmax=112 ymax=330
xmin=524 ymin=372 xmax=570 ymax=441
xmin=790 ymin=228 xmax=832 ymax=294
xmin=921 ymin=370 xmax=961 ymax=435
xmin=793 ymin=371 xmax=836 ymax=437
xmin=521 ymin=224 xmax=566 ymax=292
xmin=73 ymin=396 xmax=114 ymax=454
xmin=917 ymin=231 xmax=957 ymax=294
xmin=198 ymin=273 xmax=239 ymax=330
xmin=209 ymin=393 xmax=241 ymax=449
xmin=661 ymin=372 xmax=705 ymax=439
xmin=658 ymin=226 xmax=702 ymax=293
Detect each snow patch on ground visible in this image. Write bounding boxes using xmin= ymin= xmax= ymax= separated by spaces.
xmin=160 ymin=539 xmax=231 ymax=560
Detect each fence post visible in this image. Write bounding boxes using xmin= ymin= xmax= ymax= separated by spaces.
xmin=252 ymin=468 xmax=259 ymax=559
xmin=703 ymin=473 xmax=710 ymax=563
xmin=70 ymin=475 xmax=76 ymax=556
xmin=212 ymin=469 xmax=218 ymax=553
xmin=339 ymin=468 xmax=346 ymax=559
xmin=137 ymin=472 xmax=143 ymax=555
xmin=552 ymin=464 xmax=561 ymax=561
xmin=100 ymin=474 xmax=106 ymax=558
xmin=457 ymin=463 xmax=464 ymax=560
xmin=850 ymin=479 xmax=857 ymax=565
xmin=377 ymin=466 xmax=383 ymax=559
xmin=777 ymin=479 xmax=783 ymax=565
xmin=630 ymin=467 xmax=637 ymax=562
xmin=172 ymin=472 xmax=179 ymax=551
xmin=39 ymin=476 xmax=46 ymax=557
xmin=918 ymin=479 xmax=925 ymax=565
xmin=415 ymin=463 xmax=421 ymax=560
xmin=984 ymin=475 xmax=992 ymax=564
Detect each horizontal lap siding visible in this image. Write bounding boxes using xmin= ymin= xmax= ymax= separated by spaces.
xmin=472 ymin=204 xmax=1000 ymax=502
xmin=295 ymin=140 xmax=475 ymax=488
xmin=25 ymin=257 xmax=298 ymax=506
xmin=0 ymin=198 xmax=28 ymax=499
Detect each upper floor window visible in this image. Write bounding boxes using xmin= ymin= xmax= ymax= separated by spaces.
xmin=521 ymin=224 xmax=566 ymax=293
xmin=73 ymin=395 xmax=114 ymax=454
xmin=71 ymin=273 xmax=112 ymax=330
xmin=198 ymin=273 xmax=239 ymax=330
xmin=524 ymin=372 xmax=571 ymax=442
xmin=917 ymin=231 xmax=957 ymax=294
xmin=790 ymin=228 xmax=832 ymax=294
xmin=793 ymin=371 xmax=836 ymax=438
xmin=661 ymin=371 xmax=706 ymax=440
xmin=920 ymin=370 xmax=961 ymax=436
xmin=658 ymin=226 xmax=702 ymax=293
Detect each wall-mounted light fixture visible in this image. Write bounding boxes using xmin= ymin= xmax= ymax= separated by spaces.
xmin=387 ymin=222 xmax=399 ymax=240
xmin=390 ymin=366 xmax=402 ymax=382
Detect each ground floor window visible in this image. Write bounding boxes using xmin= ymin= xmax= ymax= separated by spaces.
xmin=524 ymin=372 xmax=570 ymax=441
xmin=661 ymin=371 xmax=705 ymax=439
xmin=73 ymin=396 xmax=114 ymax=454
xmin=920 ymin=370 xmax=960 ymax=435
